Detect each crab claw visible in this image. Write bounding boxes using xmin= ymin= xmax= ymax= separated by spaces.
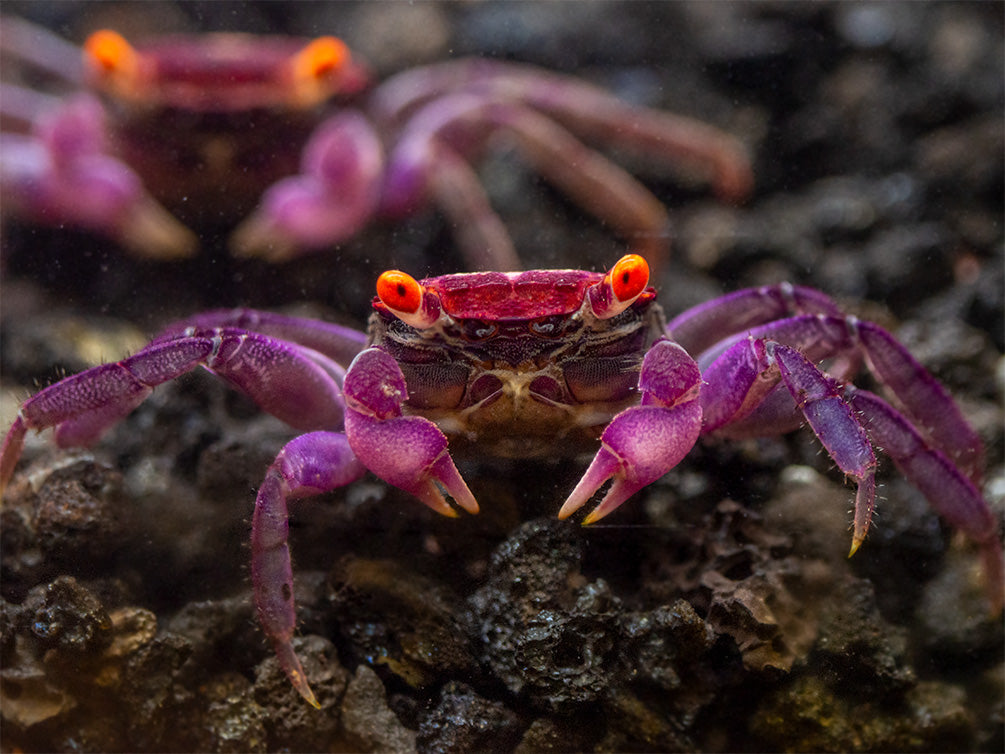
xmin=1 ymin=97 xmax=197 ymax=259
xmin=559 ymin=339 xmax=702 ymax=523
xmin=231 ymin=112 xmax=383 ymax=261
xmin=343 ymin=347 xmax=478 ymax=516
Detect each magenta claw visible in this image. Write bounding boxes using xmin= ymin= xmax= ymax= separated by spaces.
xmin=559 ymin=339 xmax=703 ymax=524
xmin=343 ymin=347 xmax=478 ymax=517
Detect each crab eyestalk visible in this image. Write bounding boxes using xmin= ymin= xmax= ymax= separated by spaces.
xmin=376 ymin=270 xmax=443 ymax=328
xmin=83 ymin=30 xmax=142 ymax=97
xmin=588 ymin=254 xmax=651 ymax=319
xmin=287 ymin=36 xmax=352 ymax=106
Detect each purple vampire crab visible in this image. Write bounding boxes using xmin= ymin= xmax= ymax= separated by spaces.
xmin=1 ymin=254 xmax=1002 ymax=707
xmin=0 ymin=17 xmax=751 ymax=270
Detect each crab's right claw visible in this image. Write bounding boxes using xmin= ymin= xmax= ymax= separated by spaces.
xmin=1 ymin=97 xmax=196 ymax=259
xmin=559 ymin=339 xmax=702 ymax=524
xmin=342 ymin=347 xmax=478 ymax=517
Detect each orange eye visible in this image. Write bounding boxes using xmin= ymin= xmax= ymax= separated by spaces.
xmin=377 ymin=270 xmax=424 ymax=315
xmin=609 ymin=254 xmax=649 ymax=304
xmin=292 ymin=36 xmax=349 ymax=82
xmin=83 ymin=29 xmax=138 ymax=77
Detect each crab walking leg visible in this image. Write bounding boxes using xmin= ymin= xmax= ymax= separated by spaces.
xmin=0 ymin=329 xmax=348 ymax=494
xmin=558 ymin=339 xmax=703 ymax=524
xmin=847 ymin=388 xmax=1004 ymax=610
xmin=381 ymin=94 xmax=671 ymax=273
xmin=767 ymin=344 xmax=879 ymax=553
xmin=342 ymin=348 xmax=478 ymax=517
xmin=696 ymin=313 xmax=985 ymax=488
xmin=698 ymin=332 xmax=879 ymax=548
xmin=252 ymin=432 xmax=367 ymax=708
xmin=153 ymin=308 xmax=368 ymax=367
xmin=852 ymin=321 xmax=985 ymax=485
xmin=0 ymin=15 xmax=86 ymax=86
xmin=667 ymin=283 xmax=845 ymax=357
xmin=370 ymin=59 xmax=753 ymax=202
xmin=1 ymin=82 xmax=65 ymax=131
xmin=415 ymin=144 xmax=520 ymax=270
xmin=231 ymin=111 xmax=384 ymax=261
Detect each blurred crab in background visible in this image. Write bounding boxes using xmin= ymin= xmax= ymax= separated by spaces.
xmin=0 ymin=16 xmax=751 ymax=270
xmin=2 ymin=254 xmax=1000 ymax=706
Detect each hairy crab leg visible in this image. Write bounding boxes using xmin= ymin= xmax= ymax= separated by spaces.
xmin=252 ymin=431 xmax=367 ymax=708
xmin=766 ymin=343 xmax=879 ymax=552
xmin=667 ymin=283 xmax=845 ymax=356
xmin=696 ymin=314 xmax=985 ymax=485
xmin=0 ymin=14 xmax=85 ymax=86
xmin=342 ymin=347 xmax=478 ymax=517
xmin=370 ymin=59 xmax=753 ymax=203
xmin=407 ymin=141 xmax=521 ymax=270
xmin=558 ymin=339 xmax=703 ymax=523
xmin=697 ymin=327 xmax=1000 ymax=606
xmin=847 ymin=388 xmax=1004 ymax=610
xmin=0 ymin=328 xmax=349 ymax=495
xmin=0 ymin=82 xmax=64 ymax=131
xmin=153 ymin=308 xmax=369 ymax=366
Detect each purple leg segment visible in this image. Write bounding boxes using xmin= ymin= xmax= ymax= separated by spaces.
xmin=854 ymin=321 xmax=985 ymax=485
xmin=0 ymin=327 xmax=349 ymax=493
xmin=769 ymin=344 xmax=878 ymax=553
xmin=848 ymin=388 xmax=1004 ymax=610
xmin=558 ymin=339 xmax=703 ymax=524
xmin=252 ymin=431 xmax=367 ymax=707
xmin=154 ymin=308 xmax=368 ymax=367
xmin=371 ymin=59 xmax=753 ymax=202
xmin=382 ymin=94 xmax=671 ymax=271
xmin=667 ymin=283 xmax=845 ymax=357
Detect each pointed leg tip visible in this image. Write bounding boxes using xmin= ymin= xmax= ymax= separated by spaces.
xmin=293 ymin=676 xmax=321 ymax=709
xmin=848 ymin=527 xmax=866 ymax=558
xmin=275 ymin=639 xmax=320 ymax=708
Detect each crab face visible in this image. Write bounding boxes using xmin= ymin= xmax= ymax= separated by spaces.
xmin=369 ymin=257 xmax=663 ymax=456
xmin=81 ymin=30 xmax=369 ymax=221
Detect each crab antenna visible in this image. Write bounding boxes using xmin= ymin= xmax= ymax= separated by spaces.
xmin=588 ymin=254 xmax=650 ymax=319
xmin=288 ymin=36 xmax=351 ymax=105
xmin=376 ymin=270 xmax=442 ymax=328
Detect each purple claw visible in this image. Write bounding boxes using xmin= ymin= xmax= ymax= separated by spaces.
xmin=343 ymin=347 xmax=478 ymax=517
xmin=0 ymin=96 xmax=197 ymax=258
xmin=231 ymin=112 xmax=383 ymax=260
xmin=559 ymin=339 xmax=702 ymax=523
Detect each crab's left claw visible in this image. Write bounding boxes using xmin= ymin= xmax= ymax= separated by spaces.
xmin=342 ymin=347 xmax=478 ymax=517
xmin=559 ymin=339 xmax=702 ymax=524
xmin=231 ymin=112 xmax=384 ymax=261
